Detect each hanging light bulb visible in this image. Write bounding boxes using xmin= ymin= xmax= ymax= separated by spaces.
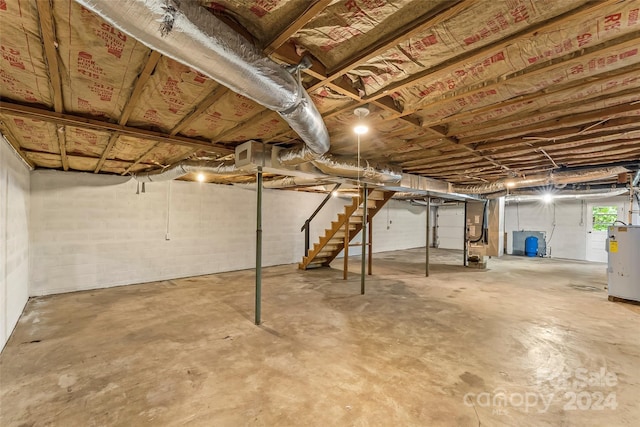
xmin=197 ymin=172 xmax=205 ymax=182
xmin=353 ymin=105 xmax=370 ymax=134
xmin=354 ymin=124 xmax=368 ymax=135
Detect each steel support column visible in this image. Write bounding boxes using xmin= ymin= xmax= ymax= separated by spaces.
xmin=426 ymin=197 xmax=431 ymax=277
xmin=361 ymin=184 xmax=368 ymax=295
xmin=255 ymin=166 xmax=263 ymax=325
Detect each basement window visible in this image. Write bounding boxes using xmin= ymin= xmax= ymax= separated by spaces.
xmin=592 ymin=206 xmax=618 ymax=231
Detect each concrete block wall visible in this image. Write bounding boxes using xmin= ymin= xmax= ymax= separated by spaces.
xmin=29 ymin=171 xmax=351 ymax=295
xmin=1 ymin=138 xmax=30 ymax=351
xmin=29 ymin=171 xmax=433 ymax=296
xmin=504 ymin=200 xmax=587 ymax=260
xmin=505 ymin=196 xmax=639 ymax=260
xmin=339 ymin=199 xmax=433 ymax=257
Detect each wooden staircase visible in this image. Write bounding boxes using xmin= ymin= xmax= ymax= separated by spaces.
xmin=299 ymin=188 xmax=395 ymax=270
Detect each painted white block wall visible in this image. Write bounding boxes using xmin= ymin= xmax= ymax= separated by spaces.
xmin=504 ymin=195 xmax=637 ymax=260
xmin=29 ymin=172 xmax=435 ymax=296
xmin=29 ymin=171 xmax=351 ymax=295
xmin=0 ymin=138 xmax=30 ymax=351
xmin=338 ymin=199 xmax=432 ymax=257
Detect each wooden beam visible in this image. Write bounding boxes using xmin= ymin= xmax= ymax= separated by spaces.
xmin=119 ymin=51 xmax=161 ymax=126
xmin=213 ymin=109 xmax=274 ymax=142
xmin=36 ymin=0 xmax=63 ymax=113
xmin=92 ymin=51 xmax=161 ymax=173
xmin=451 ymin=82 xmax=640 ymax=138
xmin=55 ymin=125 xmax=69 ymax=171
xmin=123 ymin=86 xmax=231 ymax=171
xmin=122 ymin=145 xmax=159 ymax=175
xmin=94 ymin=132 xmax=120 ymax=173
xmin=170 ymin=87 xmax=229 ymax=136
xmin=492 ymin=138 xmax=640 ymax=160
xmin=388 ymin=31 xmax=640 ymax=123
xmin=270 ymin=41 xmax=327 ymax=80
xmin=314 ymin=0 xmax=471 ymax=87
xmin=264 ymin=0 xmax=333 ymax=54
xmin=0 ymin=101 xmax=234 ymax=155
xmin=430 ymin=65 xmax=640 ymax=130
xmin=363 ymin=0 xmax=621 ymax=103
xmin=476 ymin=122 xmax=640 ymax=152
xmin=0 ymin=122 xmax=36 ymax=168
xmin=459 ymin=103 xmax=640 ymax=146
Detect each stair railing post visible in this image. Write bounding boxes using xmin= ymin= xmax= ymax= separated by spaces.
xmin=300 ymin=183 xmax=341 ymax=260
xmin=304 ymin=220 xmax=310 ymax=257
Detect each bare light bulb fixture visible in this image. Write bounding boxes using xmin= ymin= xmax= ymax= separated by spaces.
xmin=543 ymin=193 xmax=553 ymax=204
xmin=197 ymin=172 xmax=206 ymax=182
xmin=353 ymin=106 xmax=370 ymax=135
xmin=354 ymin=124 xmax=368 ymax=135
xmin=353 ymin=105 xmax=370 ymax=188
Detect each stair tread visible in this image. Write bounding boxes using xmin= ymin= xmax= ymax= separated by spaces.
xmin=301 ymin=191 xmax=394 ymax=267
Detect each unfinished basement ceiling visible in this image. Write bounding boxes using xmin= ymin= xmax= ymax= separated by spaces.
xmin=0 ymin=0 xmax=639 ymax=186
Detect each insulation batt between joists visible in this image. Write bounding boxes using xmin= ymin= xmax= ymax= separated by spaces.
xmin=53 ymin=2 xmax=150 ymax=119
xmin=452 ymin=71 xmax=640 ymax=129
xmin=349 ymin=0 xmax=590 ymax=97
xmin=399 ymin=1 xmax=640 ymax=118
xmin=76 ymin=0 xmax=329 ymax=155
xmin=0 ymin=1 xmax=53 ymax=106
xmin=126 ymin=57 xmax=220 ymax=132
xmin=454 ymin=93 xmax=640 ymax=139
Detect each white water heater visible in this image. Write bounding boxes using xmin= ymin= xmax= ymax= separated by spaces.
xmin=607 ymin=225 xmax=640 ymax=302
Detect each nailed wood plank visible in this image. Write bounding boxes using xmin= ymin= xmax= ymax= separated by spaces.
xmin=459 ymin=103 xmax=640 ymax=146
xmin=94 ymin=132 xmax=120 ymax=173
xmin=170 ymin=87 xmax=230 ymax=136
xmin=119 ymin=51 xmax=161 ymax=126
xmin=55 ymin=125 xmax=69 ymax=171
xmin=122 ymin=145 xmax=159 ymax=175
xmin=363 ymin=0 xmax=621 ymax=103
xmin=36 ymin=0 xmax=63 ymax=113
xmin=264 ymin=0 xmax=333 ymax=54
xmin=319 ymin=0 xmax=470 ymax=84
xmin=0 ymin=101 xmax=234 ymax=155
xmin=429 ymin=65 xmax=640 ymax=130
xmin=387 ymin=31 xmax=640 ymax=123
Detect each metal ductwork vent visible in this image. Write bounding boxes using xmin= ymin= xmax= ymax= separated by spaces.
xmin=76 ymin=0 xmax=329 ymax=157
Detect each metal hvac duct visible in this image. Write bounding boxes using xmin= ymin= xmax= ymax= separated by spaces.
xmin=505 ymin=188 xmax=629 ymax=201
xmin=453 ymin=166 xmax=630 ymax=194
xmin=76 ymin=0 xmax=329 ymax=156
xmin=134 ymin=160 xmax=239 ymax=182
xmin=262 ymin=176 xmax=330 ymax=189
xmin=311 ymin=154 xmax=402 ymax=184
xmin=633 ymin=169 xmax=640 ymax=187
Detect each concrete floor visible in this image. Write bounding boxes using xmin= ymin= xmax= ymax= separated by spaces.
xmin=1 ymin=248 xmax=639 ymax=426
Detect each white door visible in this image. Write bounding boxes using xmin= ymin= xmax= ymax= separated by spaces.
xmin=586 ymin=203 xmax=622 ymax=262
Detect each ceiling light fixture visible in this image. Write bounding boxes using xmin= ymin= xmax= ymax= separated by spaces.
xmin=354 ymin=124 xmax=368 ymax=135
xmin=197 ymin=172 xmax=205 ymax=182
xmin=354 ymin=106 xmax=370 ymax=188
xmin=353 ymin=105 xmax=370 ymax=135
xmin=543 ymin=193 xmax=553 ymax=204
